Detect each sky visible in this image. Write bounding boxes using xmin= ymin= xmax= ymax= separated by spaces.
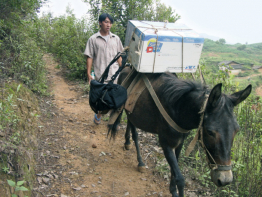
xmin=39 ymin=0 xmax=262 ymax=44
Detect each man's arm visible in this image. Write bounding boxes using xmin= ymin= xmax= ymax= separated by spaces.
xmin=87 ymin=57 xmax=93 ymax=84
xmin=117 ymin=56 xmax=122 ymax=67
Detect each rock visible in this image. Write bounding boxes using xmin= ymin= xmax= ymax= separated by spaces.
xmin=73 ymin=187 xmax=82 ymax=191
xmin=61 ymin=194 xmax=68 ymax=197
xmin=0 ymin=131 xmax=5 ymax=137
xmin=81 ymin=184 xmax=87 ymax=188
xmin=92 ymin=184 xmax=96 ymax=187
xmin=92 ymin=144 xmax=97 ymax=148
xmin=53 ymin=174 xmax=59 ymax=179
xmin=98 ymin=181 xmax=102 ymax=184
xmin=42 ymin=178 xmax=50 ymax=184
xmin=124 ymin=191 xmax=130 ymax=196
xmin=140 ymin=178 xmax=147 ymax=181
xmin=99 ymin=152 xmax=106 ymax=156
xmin=91 ymin=191 xmax=98 ymax=194
xmin=37 ymin=177 xmax=42 ymax=184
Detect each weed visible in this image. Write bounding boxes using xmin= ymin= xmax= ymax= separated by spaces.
xmin=2 ymin=166 xmax=9 ymax=173
xmin=7 ymin=180 xmax=29 ymax=197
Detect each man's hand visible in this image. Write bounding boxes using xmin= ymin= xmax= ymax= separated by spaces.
xmin=87 ymin=74 xmax=93 ymax=85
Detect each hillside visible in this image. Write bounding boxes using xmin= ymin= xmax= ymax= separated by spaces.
xmin=201 ymin=39 xmax=262 ymax=72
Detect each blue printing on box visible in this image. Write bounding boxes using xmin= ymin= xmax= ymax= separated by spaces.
xmin=134 ymin=26 xmax=204 ymax=44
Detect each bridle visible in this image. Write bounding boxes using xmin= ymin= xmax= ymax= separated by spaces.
xmin=186 ymin=94 xmax=232 ymax=171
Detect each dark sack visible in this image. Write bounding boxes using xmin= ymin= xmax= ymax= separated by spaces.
xmin=89 ymin=81 xmax=127 ymax=114
xmin=89 ymin=52 xmax=127 ymax=114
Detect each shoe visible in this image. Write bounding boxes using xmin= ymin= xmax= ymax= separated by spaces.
xmin=116 ymin=124 xmax=120 ymax=131
xmin=94 ymin=114 xmax=101 ymax=125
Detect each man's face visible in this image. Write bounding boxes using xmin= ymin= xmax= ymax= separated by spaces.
xmin=99 ymin=17 xmax=112 ymax=33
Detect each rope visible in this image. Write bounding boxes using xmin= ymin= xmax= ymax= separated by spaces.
xmin=153 ymin=29 xmax=159 ymax=73
xmin=185 ymin=94 xmax=209 ymax=156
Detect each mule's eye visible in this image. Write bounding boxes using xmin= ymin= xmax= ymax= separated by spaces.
xmin=207 ymin=130 xmax=216 ymax=137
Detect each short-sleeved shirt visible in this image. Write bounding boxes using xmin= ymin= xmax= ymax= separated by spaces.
xmin=84 ymin=31 xmax=124 ymax=82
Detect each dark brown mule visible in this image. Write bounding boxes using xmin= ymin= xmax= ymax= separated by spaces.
xmin=108 ymin=67 xmax=252 ymax=197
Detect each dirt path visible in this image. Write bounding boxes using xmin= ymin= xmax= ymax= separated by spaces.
xmin=33 ymin=54 xmax=178 ymax=197
xmin=235 ymin=68 xmax=262 ymax=80
xmin=256 ymin=86 xmax=262 ymax=96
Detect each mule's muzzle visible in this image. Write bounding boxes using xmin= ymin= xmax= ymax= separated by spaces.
xmin=211 ymin=169 xmax=233 ymax=187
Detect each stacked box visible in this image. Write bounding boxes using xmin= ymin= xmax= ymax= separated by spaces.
xmin=124 ymin=20 xmax=204 ymax=73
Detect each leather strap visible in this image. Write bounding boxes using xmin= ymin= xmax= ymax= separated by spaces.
xmin=185 ymin=131 xmax=199 ymax=156
xmin=142 ymin=74 xmax=190 ymax=133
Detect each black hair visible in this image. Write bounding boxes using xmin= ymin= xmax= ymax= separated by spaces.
xmin=99 ymin=13 xmax=114 ymax=24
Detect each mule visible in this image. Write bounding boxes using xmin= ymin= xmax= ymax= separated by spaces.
xmin=108 ymin=67 xmax=252 ymax=197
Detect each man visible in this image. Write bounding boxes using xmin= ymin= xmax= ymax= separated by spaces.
xmin=84 ymin=13 xmax=124 ymax=124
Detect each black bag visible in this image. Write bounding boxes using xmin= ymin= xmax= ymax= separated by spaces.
xmin=89 ymin=52 xmax=127 ymax=114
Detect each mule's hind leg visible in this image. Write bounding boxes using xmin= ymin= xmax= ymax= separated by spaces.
xmin=128 ymin=120 xmax=146 ymax=172
xmin=124 ymin=123 xmax=131 ymax=150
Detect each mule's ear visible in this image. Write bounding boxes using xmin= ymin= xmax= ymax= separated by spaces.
xmin=208 ymin=83 xmax=222 ymax=108
xmin=230 ymin=85 xmax=252 ymax=106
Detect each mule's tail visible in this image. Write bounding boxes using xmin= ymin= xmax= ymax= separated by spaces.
xmin=107 ymin=110 xmax=123 ymax=139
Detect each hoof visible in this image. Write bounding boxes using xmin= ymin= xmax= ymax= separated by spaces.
xmin=125 ymin=144 xmax=131 ymax=150
xmin=138 ymin=166 xmax=146 ymax=173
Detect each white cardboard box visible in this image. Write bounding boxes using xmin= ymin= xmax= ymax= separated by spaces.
xmin=124 ymin=20 xmax=204 ymax=73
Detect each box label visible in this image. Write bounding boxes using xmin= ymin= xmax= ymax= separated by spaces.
xmin=146 ymin=38 xmax=163 ymax=53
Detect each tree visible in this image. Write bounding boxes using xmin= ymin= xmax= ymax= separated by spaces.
xmin=237 ymin=44 xmax=246 ymax=50
xmin=86 ymin=0 xmax=180 ymax=43
xmin=218 ymin=38 xmax=226 ymax=45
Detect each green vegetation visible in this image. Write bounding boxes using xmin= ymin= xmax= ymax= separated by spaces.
xmin=201 ymin=39 xmax=262 ymax=71
xmin=0 ymin=0 xmax=48 ymax=94
xmin=37 ymin=9 xmax=93 ymax=80
xmin=7 ymin=180 xmax=29 ymax=197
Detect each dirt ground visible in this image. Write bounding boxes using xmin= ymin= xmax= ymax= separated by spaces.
xmin=32 ymin=54 xmax=207 ymax=197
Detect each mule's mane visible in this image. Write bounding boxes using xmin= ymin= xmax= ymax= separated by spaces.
xmin=160 ymin=73 xmax=208 ymax=104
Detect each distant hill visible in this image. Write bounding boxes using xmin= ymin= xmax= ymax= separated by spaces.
xmin=201 ymin=39 xmax=262 ymax=72
xmin=199 ymin=33 xmax=220 ymax=42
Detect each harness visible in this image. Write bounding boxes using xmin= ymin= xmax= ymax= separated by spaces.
xmin=185 ymin=94 xmax=232 ymax=171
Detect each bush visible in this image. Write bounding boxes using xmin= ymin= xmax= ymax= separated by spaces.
xmin=38 ymin=9 xmax=93 ymax=80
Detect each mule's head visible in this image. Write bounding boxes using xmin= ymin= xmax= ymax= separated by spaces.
xmin=203 ymin=83 xmax=252 ymax=187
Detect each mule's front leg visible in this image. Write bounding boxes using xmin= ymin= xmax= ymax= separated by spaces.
xmin=161 ymin=143 xmax=184 ymax=197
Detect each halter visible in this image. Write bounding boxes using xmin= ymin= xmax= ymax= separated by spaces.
xmin=185 ymin=94 xmax=232 ymax=171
